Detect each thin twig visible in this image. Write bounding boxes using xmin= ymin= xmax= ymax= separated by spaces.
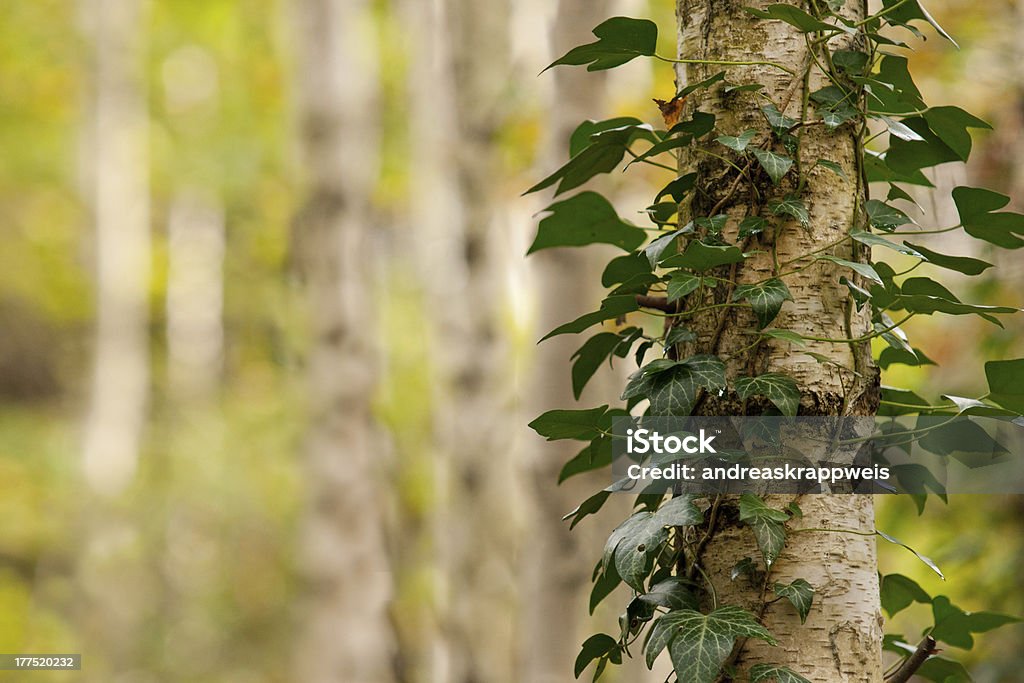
xmin=885 ymin=636 xmax=937 ymax=683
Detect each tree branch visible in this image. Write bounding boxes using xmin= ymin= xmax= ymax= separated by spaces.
xmin=885 ymin=636 xmax=937 ymax=683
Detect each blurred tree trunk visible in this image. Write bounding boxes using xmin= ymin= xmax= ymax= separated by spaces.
xmin=290 ymin=1 xmax=398 ymax=681
xmin=673 ymin=1 xmax=883 ymax=679
xmin=76 ymin=1 xmax=152 ymax=678
xmin=404 ymin=0 xmax=519 ymax=680
xmin=80 ymin=0 xmax=151 ymax=496
xmin=518 ymin=1 xmax=619 ymax=682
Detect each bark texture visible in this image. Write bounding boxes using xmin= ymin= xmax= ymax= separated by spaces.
xmin=290 ymin=1 xmax=398 ymax=681
xmin=673 ymin=1 xmax=883 ymax=680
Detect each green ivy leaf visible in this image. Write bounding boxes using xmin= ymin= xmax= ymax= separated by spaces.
xmin=529 ymin=405 xmax=609 ymax=441
xmin=914 ymin=657 xmax=971 ymax=683
xmin=850 ymin=230 xmax=921 ymax=257
xmin=880 ymin=573 xmax=931 ymax=618
xmin=644 ymin=228 xmax=687 ymax=267
xmin=923 ymin=106 xmax=991 ymax=161
xmin=865 ymin=199 xmax=913 ymax=230
xmin=773 ymin=579 xmax=814 ymax=624
xmin=638 ymin=577 xmax=699 ymax=611
xmin=881 ymin=0 xmax=958 ymax=48
xmin=559 ymin=436 xmax=614 ymax=483
xmin=904 ymin=242 xmax=993 ymax=275
xmin=589 ymin=561 xmax=621 ymax=614
xmin=744 ymin=4 xmax=846 ymax=33
xmin=603 ymin=511 xmax=669 ymax=590
xmin=734 ymin=279 xmax=793 ymax=328
xmin=646 ymin=355 xmax=727 ymax=415
xmin=763 ymin=328 xmax=805 ymax=346
xmin=738 ymin=216 xmax=768 ymax=237
xmin=878 ymin=346 xmax=935 ymax=369
xmin=952 ymin=186 xmax=1024 ymax=249
xmin=564 ymin=490 xmax=612 ymax=529
xmin=761 ymin=104 xmax=798 ymax=133
xmin=739 ymin=493 xmax=789 ymax=567
xmin=819 ymin=255 xmax=882 ymax=284
xmin=885 ymin=117 xmax=960 ymax=175
xmin=655 ymin=172 xmax=698 ymax=203
xmin=716 ymin=129 xmax=757 ymax=151
xmin=569 ymin=117 xmax=645 ymax=155
xmin=571 ymin=333 xmax=624 ymax=399
xmin=751 ymin=148 xmax=794 ymax=184
xmin=622 ymin=359 xmax=680 ymax=401
xmin=655 ymin=494 xmax=704 ymax=526
xmin=929 ymin=595 xmax=1021 ymax=649
xmin=877 ymin=529 xmax=944 ymax=579
xmin=814 ymin=159 xmax=847 ymax=179
xmin=667 ymin=272 xmax=701 ymax=303
xmin=645 ymin=606 xmax=775 ymax=678
xmin=750 ymin=664 xmax=812 ymax=683
xmin=985 ymin=358 xmax=1024 ymax=413
xmin=665 ymin=325 xmax=696 ymax=346
xmin=574 ymin=634 xmax=619 ymax=678
xmin=529 ymin=123 xmax=657 ymax=196
xmin=542 ymin=295 xmax=640 ymax=340
xmin=660 ymin=240 xmax=746 ymax=271
xmin=529 ymin=192 xmax=647 ymax=253
xmin=735 ymin=373 xmax=801 ymax=416
xmin=547 ymin=17 xmax=658 ymax=72
xmin=769 ymin=195 xmax=810 ymax=226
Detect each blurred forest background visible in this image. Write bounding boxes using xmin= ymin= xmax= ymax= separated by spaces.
xmin=1 ymin=0 xmax=1023 ymax=681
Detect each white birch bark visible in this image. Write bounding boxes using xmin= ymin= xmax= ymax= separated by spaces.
xmin=673 ymin=1 xmax=884 ymax=679
xmin=80 ymin=0 xmax=151 ymax=497
xmin=290 ymin=1 xmax=398 ymax=681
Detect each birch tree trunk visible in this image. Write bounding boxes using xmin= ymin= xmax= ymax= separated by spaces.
xmin=673 ymin=1 xmax=883 ymax=679
xmin=80 ymin=0 xmax=150 ymax=497
xmin=290 ymin=1 xmax=398 ymax=681
xmin=402 ymin=0 xmax=520 ymax=680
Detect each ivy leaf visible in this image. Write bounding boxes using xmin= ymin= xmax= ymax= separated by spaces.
xmin=818 ymin=255 xmax=881 ymax=284
xmin=923 ymin=106 xmax=990 ymax=161
xmin=814 ymin=159 xmax=847 ymax=179
xmin=811 ymin=86 xmax=859 ymax=127
xmin=667 ymin=272 xmax=701 ymax=302
xmin=627 ymin=114 xmax=716 ymax=168
xmin=603 ymin=511 xmax=669 ymax=590
xmin=751 ymin=148 xmax=794 ymax=184
xmin=574 ymin=634 xmax=619 ymax=679
xmin=677 ymin=73 xmax=727 ymax=99
xmin=880 ymin=573 xmax=931 ymax=618
xmin=882 ymin=115 xmax=925 ymax=142
xmin=929 ymin=595 xmax=1021 ymax=649
xmin=952 ymin=186 xmax=1024 ymax=249
xmin=877 ymin=529 xmax=944 ymax=579
xmin=985 ymin=358 xmax=1024 ymax=413
xmin=665 ymin=325 xmax=696 ymax=346
xmin=661 ymin=241 xmax=746 ymax=271
xmin=542 ymin=295 xmax=640 ymax=340
xmin=905 ymin=242 xmax=993 ymax=276
xmin=589 ymin=561 xmax=621 ymax=614
xmin=739 ymin=493 xmax=789 ymax=567
xmin=850 ymin=230 xmax=921 ymax=257
xmin=529 ymin=406 xmax=609 ymax=441
xmin=769 ymin=195 xmax=810 ymax=226
xmin=716 ymin=129 xmax=757 ymax=151
xmin=878 ymin=346 xmax=935 ymax=369
xmin=655 ymin=173 xmax=698 ymax=203
xmin=571 ymin=333 xmax=625 ymax=400
xmin=761 ymin=104 xmax=798 ymax=133
xmin=639 ymin=577 xmax=699 ymax=611
xmin=739 ymin=216 xmax=768 ymax=237
xmin=915 ymin=657 xmax=972 ymax=683
xmin=645 ymin=606 xmax=775 ymax=678
xmin=547 ymin=17 xmax=658 ymax=72
xmin=885 ymin=117 xmax=960 ymax=175
xmin=750 ymin=664 xmax=812 ymax=683
xmin=865 ymin=199 xmax=913 ymax=230
xmin=735 ymin=373 xmax=801 ymax=416
xmin=529 ymin=122 xmax=657 ymax=195
xmin=763 ymin=328 xmax=805 ymax=346
xmin=881 ymin=0 xmax=958 ymax=48
xmin=564 ymin=490 xmax=612 ymax=529
xmin=622 ymin=359 xmax=680 ymax=401
xmin=569 ymin=116 xmax=645 ymax=155
xmin=734 ymin=279 xmax=793 ymax=328
xmin=644 ymin=228 xmax=687 ymax=267
xmin=602 ymin=252 xmax=652 ymax=287
xmin=559 ymin=436 xmax=613 ymax=483
xmin=647 ymin=355 xmax=727 ymax=416
xmin=655 ymin=494 xmax=704 ymax=526
xmin=529 ymin=192 xmax=647 ymax=253
xmin=744 ymin=4 xmax=844 ymax=33
xmin=773 ymin=579 xmax=814 ymax=624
